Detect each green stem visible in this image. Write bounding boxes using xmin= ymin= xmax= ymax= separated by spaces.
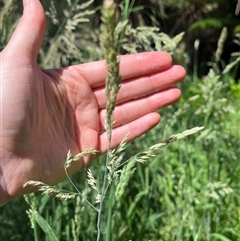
xmin=33 ymin=216 xmax=39 ymax=241
xmin=106 ymin=185 xmax=115 ymax=241
xmin=65 ymin=170 xmax=99 ymax=212
xmin=96 ymin=145 xmax=111 ymax=241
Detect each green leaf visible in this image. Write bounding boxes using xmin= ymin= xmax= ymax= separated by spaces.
xmin=211 ymin=233 xmax=232 ymax=241
xmin=234 ymin=25 xmax=240 ymax=33
xmin=33 ymin=211 xmax=59 ymax=241
xmin=189 ymin=18 xmax=224 ymax=32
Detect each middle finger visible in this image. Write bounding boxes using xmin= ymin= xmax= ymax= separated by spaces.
xmin=94 ymin=65 xmax=185 ymax=109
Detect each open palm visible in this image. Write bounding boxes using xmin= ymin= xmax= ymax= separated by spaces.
xmin=0 ymin=0 xmax=185 ymax=205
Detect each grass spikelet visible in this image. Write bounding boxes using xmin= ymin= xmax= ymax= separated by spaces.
xmin=115 ymin=133 xmax=129 ymax=153
xmin=107 ymin=133 xmax=128 ymax=173
xmin=213 ymin=27 xmax=228 ymax=74
xmin=87 ymin=169 xmax=98 ymax=191
xmin=95 ymin=194 xmax=103 ymax=204
xmin=24 ymin=181 xmax=76 ymax=201
xmin=76 ymin=0 xmax=94 ymax=10
xmin=45 ymin=1 xmax=59 ymax=25
xmin=65 ymin=148 xmax=98 ymax=169
xmin=215 ymin=27 xmax=228 ymax=63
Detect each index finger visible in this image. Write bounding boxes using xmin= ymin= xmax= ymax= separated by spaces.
xmin=72 ymin=51 xmax=172 ymax=88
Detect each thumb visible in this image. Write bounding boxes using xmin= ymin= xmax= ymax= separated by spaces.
xmin=5 ymin=0 xmax=46 ymax=62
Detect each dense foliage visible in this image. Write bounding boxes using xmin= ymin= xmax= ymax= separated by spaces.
xmin=1 ymin=0 xmax=240 ymax=240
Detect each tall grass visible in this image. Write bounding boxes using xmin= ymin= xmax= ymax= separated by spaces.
xmin=1 ymin=0 xmax=240 ymax=241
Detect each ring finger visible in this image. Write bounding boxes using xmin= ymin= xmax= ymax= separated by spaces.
xmin=99 ymin=87 xmax=181 ymax=131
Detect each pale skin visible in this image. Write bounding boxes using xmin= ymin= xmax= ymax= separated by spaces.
xmin=0 ymin=0 xmax=186 ymax=206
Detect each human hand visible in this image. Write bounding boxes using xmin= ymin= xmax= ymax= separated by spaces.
xmin=0 ymin=0 xmax=186 ymax=205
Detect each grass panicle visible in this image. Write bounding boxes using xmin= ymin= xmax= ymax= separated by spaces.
xmin=97 ymin=1 xmax=123 ymax=240
xmin=115 ymin=126 xmax=204 ymax=203
xmin=214 ymin=27 xmax=228 ymax=63
xmin=213 ymin=27 xmax=228 ymax=74
xmin=101 ymin=0 xmax=122 ymax=141
xmin=24 ymin=181 xmax=76 ymax=201
xmin=115 ymin=157 xmax=136 ymax=203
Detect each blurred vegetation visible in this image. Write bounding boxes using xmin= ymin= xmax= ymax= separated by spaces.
xmin=0 ymin=0 xmax=240 ymax=240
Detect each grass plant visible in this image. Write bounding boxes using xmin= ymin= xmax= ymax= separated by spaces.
xmin=1 ymin=0 xmax=239 ymax=241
